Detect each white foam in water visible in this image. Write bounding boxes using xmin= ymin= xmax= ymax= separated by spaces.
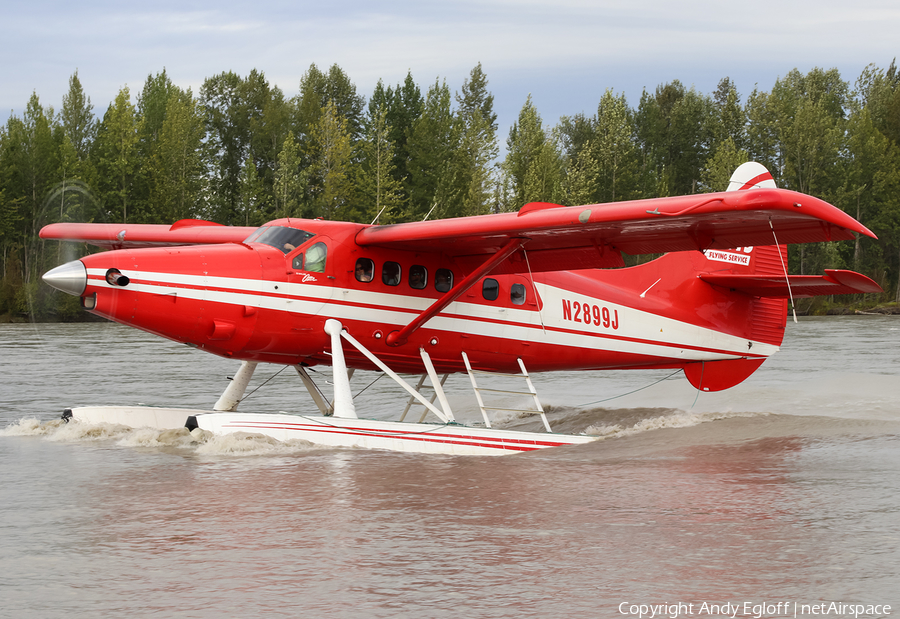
xmin=49 ymin=420 xmax=137 ymax=442
xmin=1 ymin=417 xmax=321 ymax=457
xmin=116 ymin=426 xmax=208 ymax=448
xmin=0 ymin=417 xmax=126 ymax=441
xmin=195 ymin=431 xmax=319 ymax=456
xmin=0 ymin=417 xmax=58 ymax=436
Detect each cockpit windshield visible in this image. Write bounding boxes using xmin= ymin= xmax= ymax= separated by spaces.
xmin=244 ymin=226 xmax=315 ymax=254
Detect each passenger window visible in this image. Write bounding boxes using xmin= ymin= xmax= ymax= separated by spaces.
xmin=409 ymin=265 xmax=427 ymax=289
xmin=382 ymin=261 xmax=401 ymax=286
xmin=304 ymin=242 xmax=327 ymax=273
xmin=292 ymin=253 xmax=304 ymax=270
xmin=435 ymin=268 xmax=453 ymax=293
xmin=510 ymin=283 xmax=526 ymax=305
xmin=482 ymin=278 xmax=499 ymax=301
xmin=355 ymin=258 xmax=374 ymax=283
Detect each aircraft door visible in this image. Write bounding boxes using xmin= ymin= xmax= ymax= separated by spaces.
xmin=286 ymin=236 xmax=336 ymax=318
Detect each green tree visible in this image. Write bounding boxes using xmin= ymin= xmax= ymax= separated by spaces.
xmin=453 ymin=64 xmax=499 ymax=216
xmin=199 ymin=71 xmax=255 ymax=223
xmin=633 ymin=87 xmax=669 ymax=197
xmin=55 ymin=72 xmax=98 ymax=224
xmin=150 ymin=89 xmax=207 ymax=222
xmin=593 ymin=89 xmax=637 ymax=202
xmin=711 ymin=77 xmax=746 ymax=151
xmin=60 ymin=70 xmax=96 ymax=161
xmin=368 ymin=72 xmax=424 ymax=206
xmin=295 ymin=64 xmax=365 ymax=146
xmin=502 ymin=95 xmax=561 ymax=208
xmin=310 ymin=100 xmax=354 ymax=220
xmin=356 ymin=106 xmax=406 ymax=224
xmin=49 ymin=133 xmax=96 ymax=223
xmin=635 ymin=81 xmax=715 ymax=196
xmin=557 ymin=112 xmax=597 ymax=163
xmin=0 ymin=93 xmax=61 ymax=316
xmin=406 ymin=80 xmax=461 ymax=221
xmin=135 ymin=70 xmax=179 ymax=220
xmin=557 ymin=112 xmax=601 ymax=204
xmin=770 ymin=68 xmax=848 ymax=195
xmin=244 ymin=70 xmax=292 ymax=203
xmin=699 ymin=137 xmax=748 ymax=193
xmin=272 ymin=131 xmax=306 ymax=219
xmin=767 ymin=68 xmax=849 ymax=275
xmin=456 ymin=62 xmax=498 ymax=133
xmin=388 ymin=72 xmax=423 ymax=187
xmin=558 ymin=142 xmax=600 ymax=206
xmin=237 ymin=154 xmax=267 ymax=226
xmin=95 ymin=87 xmax=140 ymax=223
xmin=745 ymin=87 xmax=780 ymax=181
xmin=504 ymin=95 xmax=548 ymax=206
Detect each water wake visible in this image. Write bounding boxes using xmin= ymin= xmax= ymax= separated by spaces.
xmin=494 ymin=403 xmax=768 ymax=439
xmin=1 ymin=417 xmax=321 ymax=457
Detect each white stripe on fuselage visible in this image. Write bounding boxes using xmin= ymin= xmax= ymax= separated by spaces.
xmin=87 ymin=269 xmax=778 ymax=361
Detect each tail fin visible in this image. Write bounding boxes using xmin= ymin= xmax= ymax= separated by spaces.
xmin=682 ymin=162 xmax=880 ymax=391
xmin=681 ymin=163 xmax=785 ymax=390
xmin=726 ymin=161 xmax=776 ymax=191
xmin=586 ymin=162 xmax=878 ymax=391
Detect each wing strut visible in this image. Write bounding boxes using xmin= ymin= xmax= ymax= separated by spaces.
xmin=386 ymin=237 xmax=527 ymax=347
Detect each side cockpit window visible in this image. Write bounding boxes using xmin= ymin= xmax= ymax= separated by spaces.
xmin=303 ymin=242 xmax=327 ymax=273
xmin=244 ymin=226 xmax=314 ymax=254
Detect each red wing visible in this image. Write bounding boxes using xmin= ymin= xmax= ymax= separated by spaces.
xmin=39 ymin=220 xmax=256 ymax=249
xmin=356 ymin=188 xmax=875 ymax=272
xmin=700 ymin=269 xmax=883 ymax=298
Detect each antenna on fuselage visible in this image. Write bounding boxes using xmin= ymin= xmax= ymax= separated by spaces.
xmin=422 ymin=202 xmax=438 ymax=221
xmin=370 ymin=204 xmax=388 ymax=225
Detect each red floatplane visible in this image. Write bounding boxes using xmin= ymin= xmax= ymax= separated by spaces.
xmin=40 ymin=163 xmax=881 ymax=455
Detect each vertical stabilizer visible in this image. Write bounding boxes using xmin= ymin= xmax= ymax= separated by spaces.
xmin=683 ymin=163 xmax=786 ymax=390
xmin=726 ymin=161 xmax=777 ymax=191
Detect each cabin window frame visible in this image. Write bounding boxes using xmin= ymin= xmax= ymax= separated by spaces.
xmin=482 ymin=277 xmax=500 ymax=301
xmin=382 ymin=261 xmax=402 ymax=286
xmin=435 ymin=268 xmax=453 ymax=293
xmin=510 ymin=283 xmax=526 ymax=305
xmin=355 ymin=258 xmax=375 ymax=283
xmin=408 ymin=265 xmax=427 ymax=289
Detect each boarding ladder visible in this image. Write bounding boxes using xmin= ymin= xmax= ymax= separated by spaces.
xmin=462 ymin=352 xmax=552 ymax=432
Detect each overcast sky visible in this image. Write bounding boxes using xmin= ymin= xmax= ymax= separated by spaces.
xmin=3 ymin=0 xmax=898 ymax=138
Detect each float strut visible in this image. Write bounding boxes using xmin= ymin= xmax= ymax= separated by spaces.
xmin=324 ymin=319 xmax=358 ymax=419
xmin=294 ymin=365 xmax=334 ymax=416
xmin=214 ymin=360 xmax=258 ymax=412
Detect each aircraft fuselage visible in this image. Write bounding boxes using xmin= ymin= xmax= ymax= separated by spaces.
xmin=65 ymin=218 xmax=781 ymax=377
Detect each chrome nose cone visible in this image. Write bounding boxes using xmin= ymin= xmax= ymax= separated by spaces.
xmin=42 ymin=260 xmax=87 ymax=296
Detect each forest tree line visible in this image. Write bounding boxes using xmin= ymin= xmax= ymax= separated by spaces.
xmin=2 ymin=61 xmax=900 ymax=320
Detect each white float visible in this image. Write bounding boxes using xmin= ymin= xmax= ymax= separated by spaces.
xmin=61 ymin=320 xmax=597 ymax=456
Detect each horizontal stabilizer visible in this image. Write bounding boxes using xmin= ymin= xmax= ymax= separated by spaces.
xmin=699 ymin=269 xmax=882 ymax=298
